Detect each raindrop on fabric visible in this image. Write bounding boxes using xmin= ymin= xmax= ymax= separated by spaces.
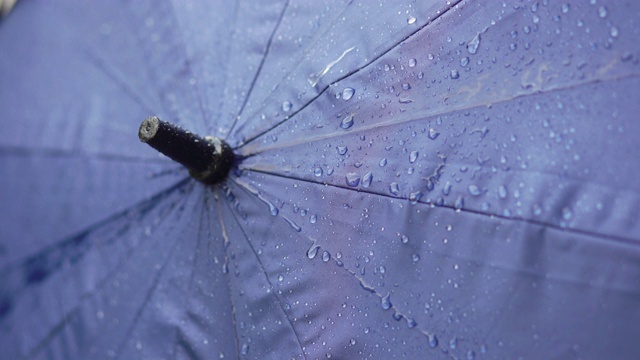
xmin=389 ymin=182 xmax=400 ymax=196
xmin=381 ymin=293 xmax=392 ymax=310
xmin=307 ymin=244 xmax=320 ymax=259
xmin=428 ymin=333 xmax=438 ymax=348
xmin=498 ymin=185 xmax=508 ymax=199
xmin=409 ymin=191 xmax=422 ymax=204
xmin=362 ymin=172 xmax=373 ymax=188
xmin=467 ymin=33 xmax=481 ymax=54
xmin=342 ymin=87 xmax=355 ymax=101
xmin=454 ymin=196 xmax=464 ymax=210
xmin=340 ymin=114 xmax=355 ymax=129
xmin=467 ymin=185 xmax=481 ymax=196
xmin=428 ymin=128 xmax=440 ymax=140
xmin=322 ymin=251 xmax=331 ymax=262
xmin=282 ymin=100 xmax=292 ymax=112
xmin=345 ymin=173 xmax=361 ymax=187
xmin=314 ymin=167 xmax=323 ymax=177
xmin=409 ymin=150 xmax=419 ymax=163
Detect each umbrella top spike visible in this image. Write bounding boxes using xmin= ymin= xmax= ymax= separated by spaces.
xmin=138 ymin=116 xmax=234 ymax=184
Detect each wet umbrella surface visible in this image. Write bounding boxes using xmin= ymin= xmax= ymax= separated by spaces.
xmin=1 ymin=1 xmax=640 ymax=359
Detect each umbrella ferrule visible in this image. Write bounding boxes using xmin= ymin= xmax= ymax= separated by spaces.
xmin=138 ymin=116 xmax=234 ymax=184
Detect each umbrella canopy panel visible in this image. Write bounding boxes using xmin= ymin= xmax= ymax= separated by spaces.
xmin=1 ymin=0 xmax=640 ymax=359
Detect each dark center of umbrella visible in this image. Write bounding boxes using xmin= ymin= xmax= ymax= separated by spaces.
xmin=138 ymin=116 xmax=234 ymax=184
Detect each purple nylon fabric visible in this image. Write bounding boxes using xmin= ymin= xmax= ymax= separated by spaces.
xmin=1 ymin=1 xmax=639 ymax=358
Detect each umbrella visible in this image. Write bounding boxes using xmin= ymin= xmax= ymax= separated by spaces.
xmin=2 ymin=0 xmax=640 ymax=358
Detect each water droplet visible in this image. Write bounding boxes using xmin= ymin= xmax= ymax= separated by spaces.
xmin=362 ymin=172 xmax=373 ymax=188
xmin=241 ymin=343 xmax=250 ymax=355
xmin=314 ymin=167 xmax=323 ymax=177
xmin=336 ymin=146 xmax=348 ymax=155
xmin=409 ymin=191 xmax=422 ymax=204
xmin=407 ymin=16 xmax=416 ymax=25
xmin=450 ymin=69 xmax=460 ymax=79
xmin=400 ymin=234 xmax=409 ymax=244
xmin=381 ymin=293 xmax=392 ymax=310
xmin=343 ymin=87 xmax=355 ymax=101
xmin=322 ymin=251 xmax=331 ymax=262
xmin=562 ymin=207 xmax=573 ymax=220
xmin=460 ymin=57 xmax=470 ymax=67
xmin=389 ymin=182 xmax=400 ymax=196
xmin=428 ymin=128 xmax=440 ymax=140
xmin=282 ymin=101 xmax=292 ymax=112
xmin=307 ymin=244 xmax=320 ymax=259
xmin=412 ymin=254 xmax=420 ymax=262
xmin=610 ymin=26 xmax=619 ymax=37
xmin=283 ymin=216 xmax=301 ymax=232
xmin=562 ymin=3 xmax=570 ymax=13
xmin=278 ymin=274 xmax=284 ymax=282
xmin=467 ymin=185 xmax=481 ymax=196
xmin=467 ymin=33 xmax=481 ymax=54
xmin=498 ymin=185 xmax=508 ymax=199
xmin=449 ymin=337 xmax=458 ymax=350
xmin=598 ymin=6 xmax=608 ymax=18
xmin=310 ymin=214 xmax=317 ymax=224
xmin=443 ymin=181 xmax=452 ymax=196
xmin=406 ymin=318 xmax=417 ymax=328
xmin=408 ymin=58 xmax=417 ymax=67
xmin=379 ymin=158 xmax=388 ymax=167
xmin=350 ymin=338 xmax=356 ymax=346
xmin=532 ymin=204 xmax=542 ymax=216
xmin=428 ymin=333 xmax=439 ymax=348
xmin=401 ymin=83 xmax=411 ymax=90
xmin=340 ymin=114 xmax=355 ymax=129
xmin=417 ymin=71 xmax=424 ymax=79
xmin=409 ymin=151 xmax=419 ymax=163
xmin=467 ymin=350 xmax=476 ymax=360
xmin=454 ymin=196 xmax=464 ymax=210
xmin=345 ymin=173 xmax=361 ymax=187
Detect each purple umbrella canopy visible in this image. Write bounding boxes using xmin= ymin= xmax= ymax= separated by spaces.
xmin=1 ymin=0 xmax=640 ymax=358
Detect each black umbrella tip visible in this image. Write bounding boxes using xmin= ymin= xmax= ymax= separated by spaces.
xmin=138 ymin=116 xmax=160 ymax=143
xmin=137 ymin=116 xmax=234 ymax=184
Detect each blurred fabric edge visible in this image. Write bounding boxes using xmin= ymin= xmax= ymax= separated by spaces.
xmin=0 ymin=0 xmax=17 ymax=18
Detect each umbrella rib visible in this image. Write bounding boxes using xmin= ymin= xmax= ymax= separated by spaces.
xmin=0 ymin=145 xmax=173 ymax=164
xmin=239 ymin=68 xmax=640 ymax=158
xmin=0 ymin=177 xmax=191 ymax=281
xmin=224 ymin=179 xmax=308 ymax=359
xmin=234 ymin=0 xmax=464 ymax=149
xmin=112 ymin=201 xmax=197 ymax=360
xmin=228 ymin=176 xmax=441 ymax=343
xmin=213 ymin=189 xmax=242 ymax=359
xmin=225 ymin=0 xmax=291 ymax=139
xmin=22 ymin=179 xmax=193 ymax=358
xmin=242 ymin=168 xmax=640 ymax=247
xmin=170 ymin=186 xmax=209 ymax=359
xmin=83 ymin=46 xmax=160 ymax=117
xmin=165 ymin=0 xmax=210 ymax=131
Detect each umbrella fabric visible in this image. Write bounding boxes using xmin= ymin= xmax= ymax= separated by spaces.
xmin=1 ymin=0 xmax=640 ymax=359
